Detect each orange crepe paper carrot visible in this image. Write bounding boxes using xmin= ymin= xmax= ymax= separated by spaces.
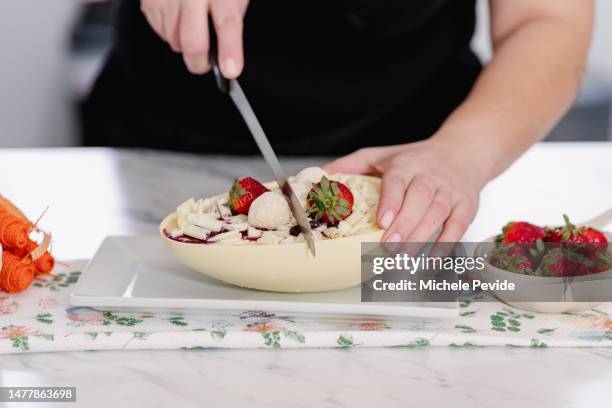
xmin=14 ymin=240 xmax=55 ymax=275
xmin=33 ymin=251 xmax=55 ymax=275
xmin=0 ymin=251 xmax=36 ymax=293
xmin=0 ymin=195 xmax=28 ymax=220
xmin=0 ymin=209 xmax=31 ymax=250
xmin=0 ymin=196 xmax=55 ymax=292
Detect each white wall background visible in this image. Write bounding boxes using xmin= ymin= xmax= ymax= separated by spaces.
xmin=0 ymin=0 xmax=79 ymax=147
xmin=0 ymin=0 xmax=610 ymax=147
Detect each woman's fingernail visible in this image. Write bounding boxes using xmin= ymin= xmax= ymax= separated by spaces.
xmin=380 ymin=210 xmax=394 ymax=229
xmin=384 ymin=232 xmax=402 ymax=252
xmin=223 ymin=58 xmax=237 ymax=76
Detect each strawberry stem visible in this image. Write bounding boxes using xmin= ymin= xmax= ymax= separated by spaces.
xmin=561 ymin=214 xmax=578 ymax=240
xmin=563 ymin=214 xmax=574 ymax=229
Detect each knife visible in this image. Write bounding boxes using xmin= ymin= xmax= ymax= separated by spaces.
xmin=209 ymin=54 xmax=316 ymax=256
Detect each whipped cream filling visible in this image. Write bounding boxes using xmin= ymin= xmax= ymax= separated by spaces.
xmin=167 ymin=168 xmax=381 ymax=245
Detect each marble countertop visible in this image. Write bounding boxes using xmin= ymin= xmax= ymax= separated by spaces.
xmin=1 ymin=145 xmax=611 ymax=407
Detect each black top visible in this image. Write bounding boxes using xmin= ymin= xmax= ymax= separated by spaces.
xmin=83 ymin=0 xmax=481 ymax=155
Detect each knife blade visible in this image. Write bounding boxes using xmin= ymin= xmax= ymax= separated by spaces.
xmin=210 ymin=58 xmax=316 ymax=256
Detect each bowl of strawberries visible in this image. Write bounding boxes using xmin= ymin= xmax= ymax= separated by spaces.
xmin=160 ymin=168 xmax=384 ymax=292
xmin=475 ymin=212 xmax=612 ymax=313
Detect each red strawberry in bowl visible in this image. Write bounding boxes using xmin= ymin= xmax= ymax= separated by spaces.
xmin=589 ymin=251 xmax=612 ymax=274
xmin=547 ymin=214 xmax=608 ymax=255
xmin=544 ymin=226 xmax=562 ymax=242
xmin=306 ymin=176 xmax=353 ymax=226
xmin=227 ymin=177 xmax=269 ymax=215
xmin=496 ymin=221 xmax=545 ymax=244
xmin=491 ymin=244 xmax=537 ymax=275
xmin=535 ymin=247 xmax=591 ymax=277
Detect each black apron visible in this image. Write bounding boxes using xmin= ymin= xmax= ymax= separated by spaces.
xmin=83 ymin=0 xmax=481 ymax=156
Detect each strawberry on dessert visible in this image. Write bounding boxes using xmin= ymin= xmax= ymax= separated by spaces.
xmin=227 ymin=177 xmax=269 ymax=215
xmin=306 ymin=176 xmax=354 ymax=226
xmin=496 ymin=221 xmax=545 ymax=244
xmin=247 ymin=192 xmax=291 ymax=230
xmin=288 ymin=167 xmax=329 ymax=207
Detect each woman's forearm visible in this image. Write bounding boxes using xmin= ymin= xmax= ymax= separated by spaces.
xmin=434 ymin=0 xmax=594 ymax=184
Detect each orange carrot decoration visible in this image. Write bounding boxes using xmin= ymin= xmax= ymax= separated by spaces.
xmin=33 ymin=251 xmax=55 ymax=275
xmin=0 ymin=251 xmax=36 ymax=293
xmin=0 ymin=196 xmax=56 ymax=293
xmin=0 ymin=209 xmax=31 ymax=250
xmin=0 ymin=195 xmax=28 ymax=220
xmin=14 ymin=240 xmax=55 ymax=275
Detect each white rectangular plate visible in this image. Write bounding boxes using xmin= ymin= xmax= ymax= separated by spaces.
xmin=71 ymin=236 xmax=457 ymax=320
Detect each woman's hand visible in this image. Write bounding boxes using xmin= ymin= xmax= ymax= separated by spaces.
xmin=324 ymin=137 xmax=491 ymax=244
xmin=141 ymin=0 xmax=249 ymax=76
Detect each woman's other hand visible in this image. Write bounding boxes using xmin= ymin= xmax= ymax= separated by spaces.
xmin=324 ymin=136 xmax=492 ymax=244
xmin=141 ymin=0 xmax=249 ymax=76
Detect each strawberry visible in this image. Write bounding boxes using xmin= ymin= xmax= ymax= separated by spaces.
xmin=548 ymin=214 xmax=608 ymax=255
xmin=305 ymin=176 xmax=353 ymax=226
xmin=496 ymin=221 xmax=545 ymax=244
xmin=227 ymin=177 xmax=269 ymax=215
xmin=535 ymin=248 xmax=591 ymax=277
xmin=544 ymin=226 xmax=562 ymax=243
xmin=589 ymin=252 xmax=612 ymax=274
xmin=491 ymin=244 xmax=536 ymax=275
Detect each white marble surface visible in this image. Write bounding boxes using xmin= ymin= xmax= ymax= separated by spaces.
xmin=1 ymin=145 xmax=612 ymax=408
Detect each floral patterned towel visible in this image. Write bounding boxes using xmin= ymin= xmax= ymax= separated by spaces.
xmin=1 ymin=261 xmax=612 ymax=353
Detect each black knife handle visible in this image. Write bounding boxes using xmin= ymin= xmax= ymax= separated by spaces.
xmin=209 ymin=19 xmax=230 ymax=94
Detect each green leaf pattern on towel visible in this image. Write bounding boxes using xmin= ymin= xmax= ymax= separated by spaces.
xmin=337 ymin=334 xmax=353 ymax=348
xmin=490 ymin=308 xmax=532 ymax=333
xmin=2 ymin=268 xmax=612 ymax=352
